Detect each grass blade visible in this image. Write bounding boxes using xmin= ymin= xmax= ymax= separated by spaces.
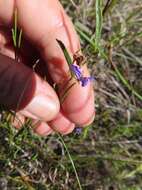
xmin=95 ymin=0 xmax=103 ymax=51
xmin=12 ymin=29 xmax=17 ymax=47
xmin=12 ymin=9 xmax=18 ymax=48
xmin=58 ymin=134 xmax=82 ymax=190
xmin=109 ymin=53 xmax=142 ymax=102
xmin=18 ymin=29 xmax=23 ymax=48
xmin=113 ymin=66 xmax=142 ymax=101
xmin=76 ymin=26 xmax=96 ymax=49
xmin=103 ymin=0 xmax=118 ymax=16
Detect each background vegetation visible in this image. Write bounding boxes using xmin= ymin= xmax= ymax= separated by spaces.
xmin=0 ymin=0 xmax=142 ymax=189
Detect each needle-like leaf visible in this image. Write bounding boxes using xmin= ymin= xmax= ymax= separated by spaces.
xmin=56 ymin=39 xmax=72 ymax=66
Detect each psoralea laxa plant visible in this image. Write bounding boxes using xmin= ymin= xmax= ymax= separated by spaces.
xmin=57 ymin=39 xmax=94 ymax=102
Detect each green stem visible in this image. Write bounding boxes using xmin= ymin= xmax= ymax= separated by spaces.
xmin=58 ymin=134 xmax=82 ymax=190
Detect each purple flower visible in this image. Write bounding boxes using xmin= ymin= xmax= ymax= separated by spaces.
xmin=70 ymin=64 xmax=82 ymax=80
xmin=70 ymin=64 xmax=94 ymax=87
xmin=80 ymin=76 xmax=94 ymax=87
xmin=75 ymin=127 xmax=82 ymax=135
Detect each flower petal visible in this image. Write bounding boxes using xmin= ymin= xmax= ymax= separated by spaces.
xmin=81 ymin=77 xmax=94 ymax=87
xmin=70 ymin=64 xmax=82 ymax=79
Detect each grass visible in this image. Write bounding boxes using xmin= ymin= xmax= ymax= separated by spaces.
xmin=0 ymin=0 xmax=142 ymax=189
xmin=58 ymin=134 xmax=82 ymax=190
xmin=12 ymin=9 xmax=23 ymax=62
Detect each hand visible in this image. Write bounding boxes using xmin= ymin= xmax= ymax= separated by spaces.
xmin=0 ymin=0 xmax=95 ymax=135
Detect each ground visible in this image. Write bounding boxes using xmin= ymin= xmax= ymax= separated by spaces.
xmin=0 ymin=0 xmax=142 ymax=189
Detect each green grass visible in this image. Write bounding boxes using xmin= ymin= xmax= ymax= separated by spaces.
xmin=0 ymin=0 xmax=142 ymax=189
xmin=12 ymin=9 xmax=23 ymax=62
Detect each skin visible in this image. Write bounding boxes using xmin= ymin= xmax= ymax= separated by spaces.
xmin=0 ymin=0 xmax=95 ymax=136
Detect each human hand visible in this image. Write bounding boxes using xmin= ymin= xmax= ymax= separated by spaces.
xmin=0 ymin=0 xmax=95 ymax=135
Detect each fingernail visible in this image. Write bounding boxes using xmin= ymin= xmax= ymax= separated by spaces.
xmin=25 ymin=94 xmax=59 ymax=121
xmin=62 ymin=123 xmax=75 ymax=135
xmin=34 ymin=122 xmax=53 ymax=136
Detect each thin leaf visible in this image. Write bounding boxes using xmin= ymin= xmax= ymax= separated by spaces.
xmin=18 ymin=29 xmax=23 ymax=48
xmin=113 ymin=66 xmax=142 ymax=101
xmin=56 ymin=39 xmax=72 ymax=66
xmin=58 ymin=134 xmax=82 ymax=190
xmin=12 ymin=29 xmax=17 ymax=47
xmin=12 ymin=9 xmax=18 ymax=48
xmin=95 ymin=0 xmax=103 ymax=51
xmin=56 ymin=39 xmax=75 ymax=78
xmin=76 ymin=26 xmax=96 ymax=49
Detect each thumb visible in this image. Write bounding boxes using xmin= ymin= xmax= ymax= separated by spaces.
xmin=0 ymin=53 xmax=60 ymax=121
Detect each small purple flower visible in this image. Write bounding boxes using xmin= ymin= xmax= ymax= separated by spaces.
xmin=70 ymin=64 xmax=82 ymax=80
xmin=70 ymin=64 xmax=94 ymax=87
xmin=75 ymin=127 xmax=82 ymax=135
xmin=80 ymin=76 xmax=94 ymax=87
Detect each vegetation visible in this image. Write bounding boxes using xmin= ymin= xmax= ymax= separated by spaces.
xmin=0 ymin=0 xmax=142 ymax=189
